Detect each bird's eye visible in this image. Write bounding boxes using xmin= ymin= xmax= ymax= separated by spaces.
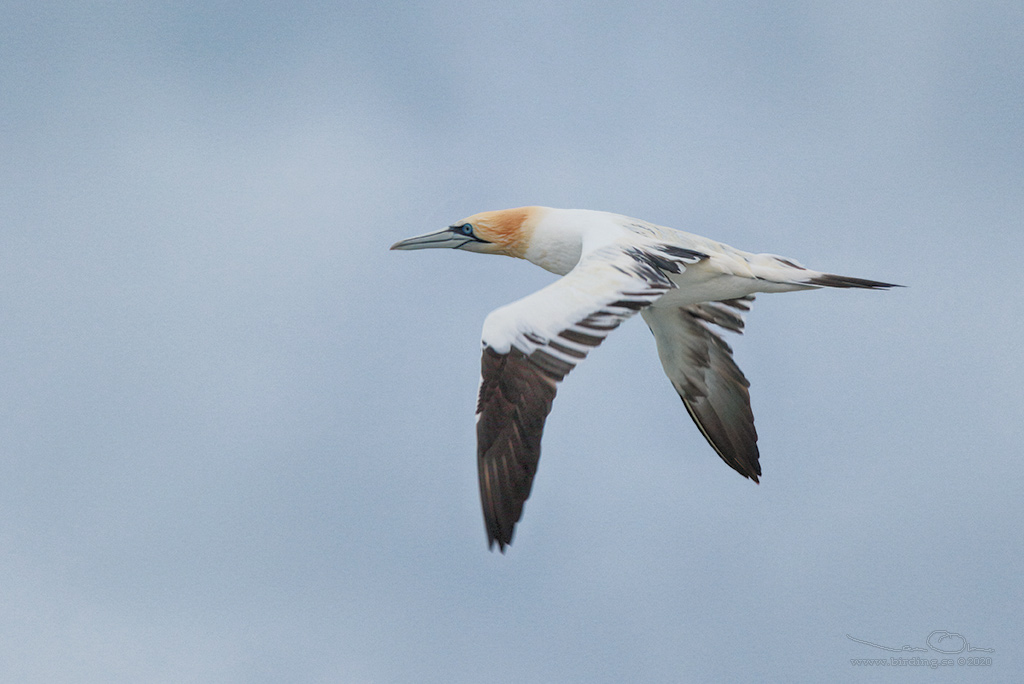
xmin=459 ymin=223 xmax=474 ymax=235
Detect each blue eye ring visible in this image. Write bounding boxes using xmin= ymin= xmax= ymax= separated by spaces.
xmin=458 ymin=223 xmax=474 ymax=235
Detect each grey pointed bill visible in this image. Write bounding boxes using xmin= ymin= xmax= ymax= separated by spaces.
xmin=390 ymin=227 xmax=473 ymax=251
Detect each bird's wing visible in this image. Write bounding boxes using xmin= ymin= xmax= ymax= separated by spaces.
xmin=476 ymin=243 xmax=706 ymax=551
xmin=640 ymin=296 xmax=761 ymax=481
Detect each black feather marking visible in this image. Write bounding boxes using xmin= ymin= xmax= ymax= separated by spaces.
xmin=609 ymin=299 xmax=648 ymax=311
xmin=576 ymin=319 xmax=616 ymax=331
xmin=657 ymin=244 xmax=709 ymax=261
xmin=559 ymin=328 xmax=603 ymax=347
xmin=548 ymin=339 xmax=587 ymax=359
xmin=774 ymin=257 xmax=806 ymax=270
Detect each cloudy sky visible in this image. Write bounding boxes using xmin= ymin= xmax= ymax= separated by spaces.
xmin=1 ymin=2 xmax=1020 ymax=681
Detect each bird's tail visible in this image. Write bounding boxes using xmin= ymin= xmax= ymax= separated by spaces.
xmin=747 ymin=254 xmax=902 ymax=291
xmin=802 ymin=273 xmax=902 ymax=289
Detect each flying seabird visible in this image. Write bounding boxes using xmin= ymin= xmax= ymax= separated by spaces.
xmin=391 ymin=207 xmax=898 ymax=551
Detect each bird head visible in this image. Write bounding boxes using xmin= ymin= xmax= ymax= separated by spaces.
xmin=390 ymin=207 xmax=541 ymax=259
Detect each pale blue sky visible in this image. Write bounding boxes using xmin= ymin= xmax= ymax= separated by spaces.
xmin=1 ymin=2 xmax=1021 ymax=682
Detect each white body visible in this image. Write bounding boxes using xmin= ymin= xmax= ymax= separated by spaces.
xmin=523 ymin=208 xmax=813 ymax=304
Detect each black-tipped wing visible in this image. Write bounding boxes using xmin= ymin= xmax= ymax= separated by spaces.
xmin=476 ymin=244 xmax=705 ymax=551
xmin=641 ymin=296 xmax=761 ymax=481
xmin=476 ymin=346 xmax=557 ymax=551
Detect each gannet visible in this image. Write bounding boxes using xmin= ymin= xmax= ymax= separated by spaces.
xmin=391 ymin=206 xmax=898 ymax=551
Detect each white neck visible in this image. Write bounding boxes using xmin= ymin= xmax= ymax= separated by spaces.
xmin=522 ymin=208 xmax=625 ymax=275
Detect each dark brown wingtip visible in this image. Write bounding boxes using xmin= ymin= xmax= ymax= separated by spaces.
xmin=805 ymin=274 xmax=903 ymax=289
xmin=478 ymin=346 xmax=561 ymax=555
xmin=485 ymin=512 xmax=513 ymax=553
xmin=488 ymin=536 xmax=509 ymax=553
xmin=680 ymin=375 xmax=761 ymax=483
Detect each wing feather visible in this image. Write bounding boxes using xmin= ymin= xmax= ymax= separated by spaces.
xmin=476 ymin=244 xmax=703 ymax=550
xmin=641 ymin=296 xmax=761 ymax=481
